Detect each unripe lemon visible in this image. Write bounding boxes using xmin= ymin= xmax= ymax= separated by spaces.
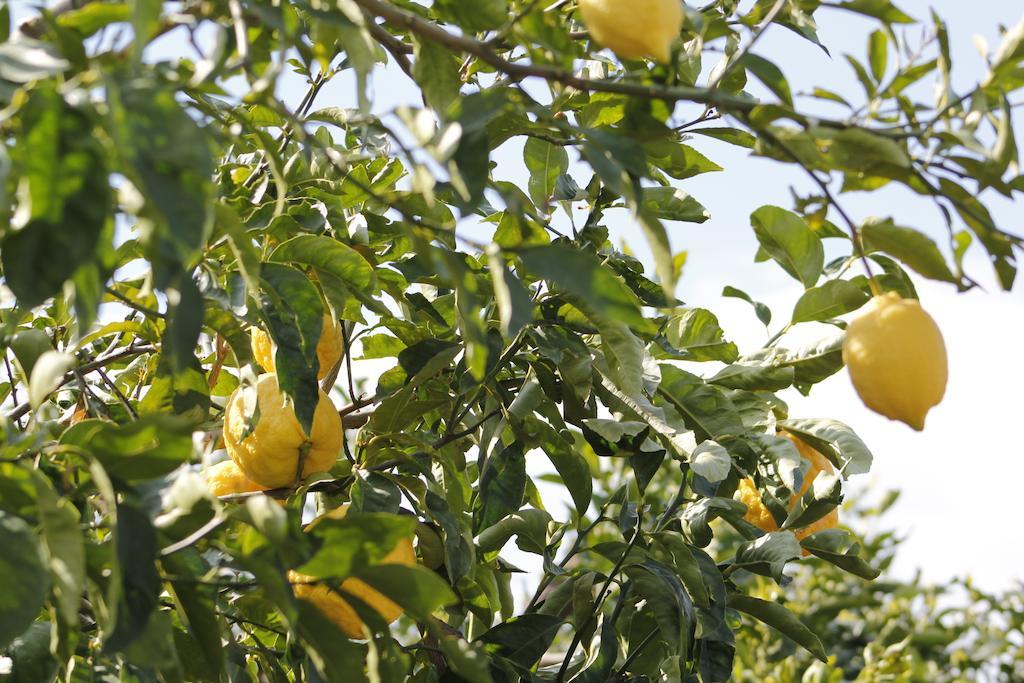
xmin=223 ymin=373 xmax=342 ymax=488
xmin=736 ymin=432 xmax=839 ymax=554
xmin=578 ymin=0 xmax=684 ymax=63
xmin=204 ymin=460 xmax=269 ymax=497
xmin=289 ymin=505 xmax=416 ymax=639
xmin=842 ymin=292 xmax=947 ymax=430
xmin=251 ymin=313 xmax=344 ymax=381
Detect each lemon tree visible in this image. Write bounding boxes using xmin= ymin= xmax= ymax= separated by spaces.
xmin=0 ymin=0 xmax=1022 ymax=681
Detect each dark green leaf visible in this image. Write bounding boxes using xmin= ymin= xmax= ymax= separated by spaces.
xmin=791 ymin=279 xmax=869 ymax=323
xmin=0 ymin=513 xmax=48 ymax=649
xmin=475 ymin=443 xmax=527 ymax=533
xmin=519 ymin=245 xmax=646 ymax=329
xmin=750 ymin=206 xmax=824 ymax=287
xmin=477 ymin=613 xmax=563 ymax=670
xmin=727 ymin=594 xmax=827 ymax=662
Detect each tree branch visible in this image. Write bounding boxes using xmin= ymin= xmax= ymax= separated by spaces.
xmin=6 ymin=345 xmax=157 ymax=422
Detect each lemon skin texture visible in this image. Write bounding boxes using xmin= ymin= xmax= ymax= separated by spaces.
xmin=251 ymin=313 xmax=344 ymax=381
xmin=223 ymin=373 xmax=342 ymax=488
xmin=204 ymin=460 xmax=269 ymax=497
xmin=842 ymin=292 xmax=947 ymax=431
xmin=736 ymin=432 xmax=839 ymax=554
xmin=578 ymin=0 xmax=684 ymax=63
xmin=289 ymin=506 xmax=416 ymax=639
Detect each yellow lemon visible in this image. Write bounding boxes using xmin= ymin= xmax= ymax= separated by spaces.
xmin=203 ymin=460 xmax=269 ymax=497
xmin=842 ymin=292 xmax=947 ymax=430
xmin=223 ymin=373 xmax=342 ymax=488
xmin=736 ymin=432 xmax=839 ymax=554
xmin=289 ymin=506 xmax=416 ymax=639
xmin=578 ymin=0 xmax=684 ymax=63
xmin=251 ymin=313 xmax=344 ymax=381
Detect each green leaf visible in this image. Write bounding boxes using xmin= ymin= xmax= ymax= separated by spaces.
xmin=658 ymin=366 xmax=745 ymax=442
xmin=0 ymin=513 xmax=49 ymax=649
xmin=799 ymin=529 xmax=881 ymax=579
xmin=524 ymin=137 xmax=569 ymax=207
xmin=727 ymin=594 xmax=827 ymax=662
xmin=860 ymin=219 xmax=957 ymax=283
xmin=434 ymin=0 xmax=508 ymax=31
xmin=733 ymin=531 xmax=801 ymax=582
xmin=835 ymin=0 xmax=914 ymax=24
xmin=742 ymin=54 xmax=794 ymax=106
xmin=353 ymin=564 xmax=456 ymax=619
xmin=26 ymin=351 xmax=74 ymax=411
xmin=641 ymin=187 xmax=711 ymax=223
xmin=0 ymin=40 xmax=68 ymax=82
xmin=791 ymin=279 xmax=869 ymax=323
xmin=436 ymin=631 xmax=494 ymax=683
xmin=258 ymin=263 xmax=324 ymax=434
xmin=519 ymin=245 xmax=646 ymax=329
xmin=722 ymin=285 xmax=771 ymax=326
xmin=777 ymin=418 xmax=873 ymax=476
xmin=475 ymin=443 xmax=527 ymax=533
xmin=750 ymin=206 xmax=824 ymax=287
xmin=691 ymin=440 xmax=732 ymax=483
xmin=2 ymin=622 xmax=58 ymax=683
xmin=270 ymin=234 xmax=375 ymax=290
xmin=662 ymin=308 xmax=739 ymax=362
xmin=868 ymin=29 xmax=888 ymax=82
xmin=413 ymin=38 xmax=462 ymax=114
xmin=487 ymin=248 xmax=534 ymax=338
xmin=688 ymin=127 xmax=757 ymax=148
xmin=1 ymin=86 xmax=111 ymax=309
xmin=709 ymin=363 xmax=794 ymax=392
xmin=476 ymin=509 xmax=552 ymax=555
xmin=626 ymin=561 xmax=694 ymax=656
xmin=60 ymin=416 xmax=195 ymax=481
xmin=37 ymin=488 xmax=85 ymax=628
xmin=104 ymin=504 xmax=160 ymax=653
xmin=299 ymin=512 xmax=418 ymax=580
xmin=540 ymin=434 xmax=593 ymax=516
xmin=477 ymin=613 xmax=563 ymax=670
xmin=108 ymin=80 xmax=214 ymax=287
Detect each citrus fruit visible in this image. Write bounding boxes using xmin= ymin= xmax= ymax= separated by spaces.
xmin=736 ymin=432 xmax=839 ymax=553
xmin=289 ymin=506 xmax=416 ymax=639
xmin=842 ymin=291 xmax=947 ymax=430
xmin=223 ymin=373 xmax=342 ymax=488
xmin=578 ymin=0 xmax=684 ymax=63
xmin=203 ymin=460 xmax=269 ymax=497
xmin=251 ymin=313 xmax=344 ymax=381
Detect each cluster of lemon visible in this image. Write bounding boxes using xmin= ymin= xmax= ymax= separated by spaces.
xmin=201 ymin=313 xmax=415 ymax=637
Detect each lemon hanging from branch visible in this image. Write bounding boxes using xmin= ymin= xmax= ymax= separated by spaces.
xmin=289 ymin=506 xmax=416 ymax=639
xmin=223 ymin=373 xmax=342 ymax=488
xmin=578 ymin=0 xmax=684 ymax=63
xmin=842 ymin=292 xmax=948 ymax=430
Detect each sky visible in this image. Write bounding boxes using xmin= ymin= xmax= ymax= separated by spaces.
xmin=9 ymin=1 xmax=1024 ymax=591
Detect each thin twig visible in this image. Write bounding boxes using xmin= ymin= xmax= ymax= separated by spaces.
xmin=555 ymin=520 xmax=644 ymax=682
xmin=6 ymin=345 xmax=157 ymax=422
xmin=96 ymin=367 xmax=138 ymax=419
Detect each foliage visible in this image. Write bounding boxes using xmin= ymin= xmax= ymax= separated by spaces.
xmin=731 ymin=492 xmax=1024 ymax=682
xmin=1 ymin=0 xmax=1022 ymax=681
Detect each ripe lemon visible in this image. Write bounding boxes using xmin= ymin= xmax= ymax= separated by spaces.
xmin=842 ymin=292 xmax=947 ymax=430
xmin=578 ymin=0 xmax=684 ymax=63
xmin=289 ymin=505 xmax=416 ymax=639
xmin=251 ymin=313 xmax=344 ymax=381
xmin=204 ymin=460 xmax=269 ymax=497
xmin=223 ymin=373 xmax=342 ymax=488
xmin=736 ymin=432 xmax=839 ymax=553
